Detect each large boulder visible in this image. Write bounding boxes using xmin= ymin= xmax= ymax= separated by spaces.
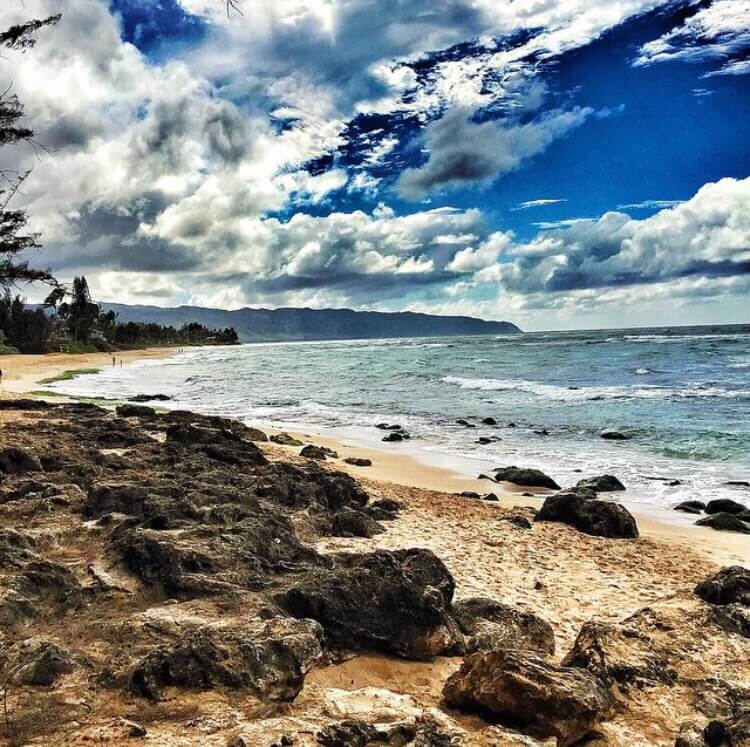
xmin=706 ymin=499 xmax=747 ymax=515
xmin=128 ymin=617 xmax=322 ymax=701
xmin=0 ymin=560 xmax=83 ymax=627
xmin=452 ymin=597 xmax=555 ymax=655
xmin=116 ymin=404 xmax=156 ymax=419
xmin=277 ymin=549 xmax=462 ymax=660
xmin=117 ymin=516 xmax=318 ymax=596
xmin=696 ymin=513 xmax=750 ymax=534
xmin=1 ymin=639 xmax=77 ymax=686
xmin=493 ymin=467 xmax=560 ymax=490
xmin=675 ymin=500 xmax=706 ymax=515
xmin=562 ymin=617 xmax=678 ymax=687
xmin=575 ymin=475 xmax=625 ymax=492
xmin=535 ymin=491 xmax=639 ymax=538
xmin=443 ymin=649 xmax=613 ymax=747
xmin=695 ymin=567 xmax=750 ymax=606
xmin=0 ymin=447 xmax=43 ymax=474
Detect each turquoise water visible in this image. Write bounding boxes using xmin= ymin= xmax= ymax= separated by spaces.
xmin=51 ymin=324 xmax=750 ymax=510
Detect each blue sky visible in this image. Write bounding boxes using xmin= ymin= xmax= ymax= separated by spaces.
xmin=3 ymin=0 xmax=750 ymax=329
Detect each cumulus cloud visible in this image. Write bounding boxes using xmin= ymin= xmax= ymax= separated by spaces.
xmin=475 ymin=177 xmax=750 ymax=295
xmin=396 ymin=107 xmax=592 ymax=199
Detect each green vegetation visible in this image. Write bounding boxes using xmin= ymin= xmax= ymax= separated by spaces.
xmin=1 ymin=277 xmax=239 ymax=355
xmin=39 ymin=368 xmax=100 ymax=385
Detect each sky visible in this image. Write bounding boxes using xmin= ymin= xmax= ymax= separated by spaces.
xmin=1 ymin=0 xmax=749 ymax=330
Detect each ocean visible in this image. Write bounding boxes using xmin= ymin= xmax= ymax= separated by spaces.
xmin=48 ymin=324 xmax=750 ymax=512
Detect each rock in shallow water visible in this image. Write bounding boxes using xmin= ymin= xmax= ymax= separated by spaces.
xmin=493 ymin=467 xmax=560 ymax=490
xmin=600 ymin=431 xmax=630 ymax=441
xmin=675 ymin=500 xmax=706 ymax=514
xmin=695 ymin=513 xmax=750 ymax=534
xmin=575 ymin=474 xmax=625 ymax=492
xmin=276 ymin=548 xmax=462 ymax=660
xmin=443 ymin=649 xmax=613 ymax=747
xmin=706 ymin=498 xmax=747 ymax=515
xmin=535 ymin=491 xmax=639 ymax=539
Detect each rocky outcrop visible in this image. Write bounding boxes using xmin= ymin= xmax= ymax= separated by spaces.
xmin=0 ymin=638 xmax=77 ymax=686
xmin=331 ymin=509 xmax=384 ymax=538
xmin=277 ymin=549 xmax=461 ymax=660
xmin=675 ymin=500 xmax=706 ymax=514
xmin=535 ymin=491 xmax=639 ymax=538
xmin=0 ymin=447 xmax=43 ymax=474
xmin=492 ymin=467 xmax=560 ymax=490
xmin=116 ymin=404 xmax=157 ymax=418
xmin=575 ymin=474 xmax=625 ymax=492
xmin=562 ymin=616 xmax=678 ymax=687
xmin=696 ymin=513 xmax=750 ymax=534
xmin=300 ymin=444 xmax=338 ymax=461
xmin=706 ymin=499 xmax=747 ymax=515
xmin=452 ymin=597 xmax=555 ymax=655
xmin=443 ymin=649 xmax=613 ymax=746
xmin=695 ymin=567 xmax=750 ymax=606
xmin=129 ymin=617 xmax=323 ymax=701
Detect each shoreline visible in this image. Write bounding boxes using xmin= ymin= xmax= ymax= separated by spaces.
xmin=2 ymin=346 xmax=747 ymax=567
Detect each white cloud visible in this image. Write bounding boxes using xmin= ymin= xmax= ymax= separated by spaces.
xmin=513 ymin=199 xmax=567 ymax=210
xmin=635 ymin=0 xmax=750 ymax=76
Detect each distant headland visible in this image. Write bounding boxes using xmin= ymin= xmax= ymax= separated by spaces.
xmin=101 ymin=303 xmax=521 ymax=343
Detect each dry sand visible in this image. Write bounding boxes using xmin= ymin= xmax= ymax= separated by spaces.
xmin=0 ymin=348 xmax=178 ymax=394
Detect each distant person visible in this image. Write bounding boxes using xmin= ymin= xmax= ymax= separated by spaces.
xmin=0 ymin=368 xmax=3 ymax=385
xmin=112 ymin=356 xmax=116 ymax=366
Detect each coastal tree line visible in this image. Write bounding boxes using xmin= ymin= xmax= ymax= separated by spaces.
xmin=0 ymin=276 xmax=238 ymax=353
xmin=0 ymin=10 xmax=238 ymax=355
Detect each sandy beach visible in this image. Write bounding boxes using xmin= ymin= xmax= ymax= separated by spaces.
xmin=0 ymin=349 xmax=748 ymax=745
xmin=2 ymin=347 xmax=746 ymax=569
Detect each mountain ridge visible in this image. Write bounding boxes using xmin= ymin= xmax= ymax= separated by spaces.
xmin=99 ymin=303 xmax=521 ymax=342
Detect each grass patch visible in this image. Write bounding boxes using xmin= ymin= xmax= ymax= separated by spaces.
xmin=39 ymin=367 xmax=101 ymax=385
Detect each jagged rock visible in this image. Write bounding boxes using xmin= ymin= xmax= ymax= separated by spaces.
xmin=675 ymin=500 xmax=706 ymax=514
xmin=493 ymin=467 xmax=560 ymax=490
xmin=675 ymin=723 xmax=708 ymax=747
xmin=271 ymin=433 xmax=304 ymax=447
xmin=694 ymin=680 xmax=750 ymax=747
xmin=253 ymin=462 xmax=368 ymax=513
xmin=0 ymin=529 xmax=38 ymax=569
xmin=116 ymin=404 xmax=157 ymax=418
xmin=316 ymin=718 xmax=422 ymax=746
xmin=85 ymin=483 xmax=149 ymax=519
xmin=277 ymin=548 xmax=461 ymax=660
xmin=122 ymin=719 xmax=147 ymax=738
xmin=695 ymin=567 xmax=750 ymax=606
xmin=116 ymin=516 xmax=318 ymax=596
xmin=129 ymin=617 xmax=322 ymax=701
xmin=452 ymin=597 xmax=555 ymax=655
xmin=1 ymin=638 xmax=76 ymax=685
xmin=344 ymin=457 xmax=372 ymax=467
xmin=300 ymin=444 xmax=338 ymax=461
xmin=575 ymin=475 xmax=625 ymax=492
xmin=0 ymin=447 xmax=43 ymax=474
xmin=443 ymin=649 xmax=612 ymax=747
xmin=535 ymin=491 xmax=639 ymax=538
xmin=600 ymin=431 xmax=630 ymax=441
xmin=696 ymin=513 xmax=750 ymax=534
xmin=562 ymin=616 xmax=677 ymax=687
xmin=706 ymin=499 xmax=747 ymax=515
xmin=711 ymin=604 xmax=750 ymax=638
xmin=0 ymin=560 xmax=83 ymax=627
xmin=331 ymin=509 xmax=384 ymax=538
xmin=167 ymin=424 xmax=268 ymax=466
xmin=366 ymin=498 xmax=403 ymax=521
